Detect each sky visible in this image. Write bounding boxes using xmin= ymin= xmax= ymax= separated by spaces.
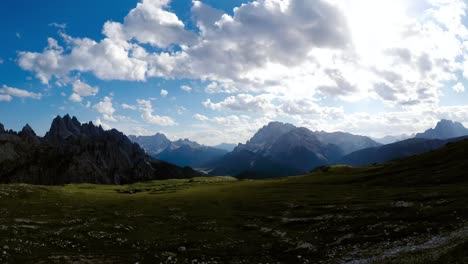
xmin=0 ymin=0 xmax=468 ymax=145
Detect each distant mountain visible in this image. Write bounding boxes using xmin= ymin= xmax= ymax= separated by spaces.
xmin=0 ymin=115 xmax=201 ymax=185
xmin=315 ymin=131 xmax=381 ymax=155
xmin=212 ymin=143 xmax=237 ymax=152
xmin=129 ymin=135 xmax=228 ymax=168
xmin=415 ymin=119 xmax=468 ymax=139
xmin=338 ymin=136 xmax=468 ymax=167
xmin=209 ymin=122 xmax=380 ymax=178
xmin=128 ymin=133 xmax=171 ymax=155
xmin=267 ymin=127 xmax=343 ymax=172
xmin=373 ymin=134 xmax=414 ymax=145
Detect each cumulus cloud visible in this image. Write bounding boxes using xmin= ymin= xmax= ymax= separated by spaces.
xmin=69 ymin=93 xmax=82 ymax=103
xmin=160 ymin=89 xmax=168 ymax=97
xmin=93 ymin=96 xmax=116 ymax=122
xmin=111 ymin=0 xmax=196 ymax=48
xmin=14 ymin=0 xmax=468 ymax=133
xmin=0 ymin=94 xmax=12 ymax=102
xmin=203 ymin=94 xmax=277 ymax=114
xmin=18 ymin=35 xmax=148 ymax=84
xmin=136 ymin=99 xmax=176 ymax=126
xmin=69 ymin=80 xmax=98 ymax=102
xmin=180 ymin=85 xmax=192 ymax=92
xmin=94 ymin=118 xmax=111 ymax=130
xmin=453 ymin=82 xmax=465 ymax=93
xmin=121 ymin=103 xmax=137 ymax=110
xmin=0 ymin=85 xmax=42 ymax=100
xmin=193 ymin=113 xmax=209 ymax=121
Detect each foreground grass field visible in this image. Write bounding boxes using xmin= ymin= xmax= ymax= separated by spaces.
xmin=1 ymin=141 xmax=468 ymax=263
xmin=0 ymin=172 xmax=468 ymax=263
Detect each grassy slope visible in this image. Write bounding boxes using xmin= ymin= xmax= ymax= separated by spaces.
xmin=1 ymin=141 xmax=468 ymax=263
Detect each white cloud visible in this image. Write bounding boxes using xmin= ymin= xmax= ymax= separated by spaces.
xmin=121 ymin=103 xmax=137 ymax=110
xmin=180 ymin=85 xmax=192 ymax=92
xmin=136 ymin=99 xmax=176 ymax=126
xmin=18 ymin=35 xmax=148 ymax=84
xmin=69 ymin=80 xmax=99 ymax=102
xmin=194 ymin=114 xmax=209 ymax=121
xmin=93 ymin=96 xmax=116 ymax=122
xmin=170 ymin=114 xmax=271 ymax=145
xmin=49 ymin=22 xmax=67 ymax=29
xmin=0 ymin=94 xmax=12 ymax=102
xmin=72 ymin=80 xmax=98 ymax=97
xmin=160 ymin=89 xmax=168 ymax=97
xmin=18 ymin=0 xmax=467 ymax=109
xmin=0 ymin=85 xmax=42 ymax=100
xmin=69 ymin=93 xmax=82 ymax=102
xmin=203 ymin=94 xmax=277 ymax=113
xmin=131 ymin=126 xmax=154 ymax=136
xmin=14 ymin=0 xmax=468 ymax=135
xmin=109 ymin=0 xmax=196 ymax=48
xmin=94 ymin=118 xmax=111 ymax=130
xmin=453 ymin=82 xmax=465 ymax=93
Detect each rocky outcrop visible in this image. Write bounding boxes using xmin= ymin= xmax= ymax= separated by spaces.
xmin=0 ymin=115 xmax=202 ymax=185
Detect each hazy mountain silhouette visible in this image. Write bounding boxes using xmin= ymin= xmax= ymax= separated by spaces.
xmin=415 ymin=119 xmax=468 ymax=139
xmin=129 ymin=135 xmax=228 ymax=168
xmin=209 ymin=122 xmax=380 ymax=178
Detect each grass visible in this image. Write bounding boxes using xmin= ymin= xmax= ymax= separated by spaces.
xmin=1 ymin=141 xmax=468 ymax=263
xmin=0 ymin=170 xmax=468 ymax=264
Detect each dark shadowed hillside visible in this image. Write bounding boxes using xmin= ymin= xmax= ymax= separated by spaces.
xmin=0 ymin=115 xmax=201 ymax=185
xmin=338 ymin=136 xmax=468 ymax=167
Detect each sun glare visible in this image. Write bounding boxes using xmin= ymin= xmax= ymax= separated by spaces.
xmin=343 ymin=0 xmax=410 ymax=63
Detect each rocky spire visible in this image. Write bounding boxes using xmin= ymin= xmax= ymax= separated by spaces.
xmin=19 ymin=124 xmax=40 ymax=144
xmin=45 ymin=115 xmax=83 ymax=141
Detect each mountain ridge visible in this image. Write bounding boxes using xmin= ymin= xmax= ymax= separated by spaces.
xmin=209 ymin=122 xmax=380 ymax=177
xmin=0 ymin=115 xmax=201 ymax=185
xmin=415 ymin=119 xmax=468 ymax=139
xmin=129 ymin=134 xmax=228 ymax=168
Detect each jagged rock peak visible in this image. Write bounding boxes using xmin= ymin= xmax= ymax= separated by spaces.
xmin=20 ymin=124 xmax=36 ymax=136
xmin=415 ymin=119 xmax=468 ymax=140
xmin=19 ymin=123 xmax=40 ymax=144
xmin=436 ymin=119 xmax=465 ymax=130
xmin=45 ymin=114 xmax=85 ymax=141
xmin=246 ymin=121 xmax=296 ymax=148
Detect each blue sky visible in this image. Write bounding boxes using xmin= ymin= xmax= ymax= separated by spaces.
xmin=1 ymin=0 xmax=468 ymax=145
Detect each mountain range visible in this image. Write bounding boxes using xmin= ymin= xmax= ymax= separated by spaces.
xmin=207 ymin=119 xmax=468 ymax=178
xmin=0 ymin=115 xmax=201 ymax=185
xmin=1 ymin=115 xmax=467 ymax=183
xmin=128 ymin=134 xmax=228 ymax=168
xmin=207 ymin=122 xmax=381 ymax=178
xmin=338 ymin=119 xmax=468 ymax=167
xmin=338 ymin=136 xmax=468 ymax=166
xmin=372 ymin=134 xmax=414 ymax=145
